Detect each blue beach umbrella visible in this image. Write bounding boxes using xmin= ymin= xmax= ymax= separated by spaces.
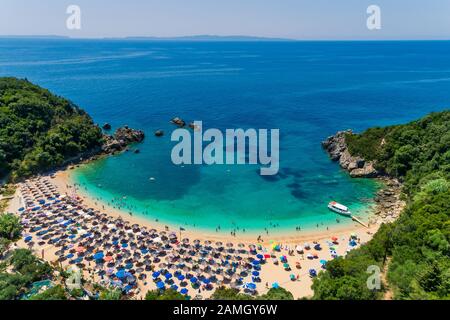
xmin=164 ymin=273 xmax=173 ymax=279
xmin=122 ymin=243 xmax=128 ymax=248
xmin=24 ymin=236 xmax=32 ymax=242
xmin=190 ymin=277 xmax=198 ymax=283
xmin=124 ymin=285 xmax=133 ymax=293
xmin=272 ymin=282 xmax=279 ymax=289
xmin=203 ymin=278 xmax=211 ymax=284
xmin=116 ymin=270 xmax=126 ymax=279
xmin=180 ymin=288 xmax=188 ymax=295
xmin=252 ymin=260 xmax=260 ymax=266
xmin=152 ymin=271 xmax=160 ymax=279
xmin=252 ymin=271 xmax=260 ymax=276
xmin=256 ymin=254 xmax=264 ymax=259
xmin=246 ymin=283 xmax=256 ymax=290
xmin=156 ymin=281 xmax=165 ymax=289
xmin=93 ymin=252 xmax=104 ymax=260
xmin=171 ymin=285 xmax=179 ymax=291
xmin=177 ymin=274 xmax=185 ymax=281
xmin=320 ymin=259 xmax=327 ymax=265
xmin=66 ymin=253 xmax=74 ymax=259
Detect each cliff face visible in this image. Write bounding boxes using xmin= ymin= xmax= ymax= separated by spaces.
xmin=322 ymin=130 xmax=379 ymax=178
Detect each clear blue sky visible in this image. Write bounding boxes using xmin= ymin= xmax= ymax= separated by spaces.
xmin=1 ymin=0 xmax=449 ymax=39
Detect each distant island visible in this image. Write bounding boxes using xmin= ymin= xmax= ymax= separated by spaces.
xmin=0 ymin=35 xmax=294 ymax=42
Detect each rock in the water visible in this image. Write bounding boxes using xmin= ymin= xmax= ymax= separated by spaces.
xmin=322 ymin=129 xmax=379 ymax=178
xmin=171 ymin=117 xmax=186 ymax=127
xmin=101 ymin=126 xmax=145 ymax=154
xmin=155 ymin=130 xmax=164 ymax=137
xmin=114 ymin=126 xmax=145 ymax=143
xmin=189 ymin=122 xmax=201 ymax=130
xmin=102 ymin=123 xmax=112 ymax=130
xmin=134 ymin=149 xmax=140 ymax=154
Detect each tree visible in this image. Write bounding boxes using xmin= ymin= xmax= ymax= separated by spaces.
xmin=258 ymin=287 xmax=294 ymax=300
xmin=99 ymin=288 xmax=123 ymax=300
xmin=0 ymin=77 xmax=103 ymax=180
xmin=210 ymin=287 xmax=254 ymax=300
xmin=145 ymin=289 xmax=186 ymax=301
xmin=10 ymin=249 xmax=53 ymax=282
xmin=0 ymin=213 xmax=22 ymax=241
xmin=30 ymin=285 xmax=67 ymax=300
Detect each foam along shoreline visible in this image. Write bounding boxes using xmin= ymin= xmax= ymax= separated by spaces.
xmin=8 ymin=175 xmax=375 ymax=299
xmin=61 ymin=167 xmax=378 ymax=242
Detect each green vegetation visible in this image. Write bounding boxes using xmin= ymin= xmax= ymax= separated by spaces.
xmin=210 ymin=287 xmax=254 ymax=300
xmin=210 ymin=286 xmax=294 ymax=300
xmin=29 ymin=285 xmax=67 ymax=300
xmin=99 ymin=287 xmax=123 ymax=300
xmin=0 ymin=213 xmax=22 ymax=240
xmin=0 ymin=249 xmax=54 ymax=299
xmin=0 ymin=184 xmax=16 ymax=213
xmin=145 ymin=288 xmax=187 ymax=300
xmin=258 ymin=287 xmax=294 ymax=300
xmin=0 ymin=77 xmax=103 ymax=180
xmin=313 ymin=110 xmax=450 ymax=300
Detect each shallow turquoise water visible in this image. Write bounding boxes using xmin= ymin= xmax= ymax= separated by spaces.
xmin=2 ymin=39 xmax=450 ymax=234
xmin=71 ymin=155 xmax=379 ymax=233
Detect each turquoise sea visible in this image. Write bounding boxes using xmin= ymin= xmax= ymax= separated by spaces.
xmin=2 ymin=39 xmax=450 ymax=234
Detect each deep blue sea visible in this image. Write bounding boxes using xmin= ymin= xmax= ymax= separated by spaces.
xmin=1 ymin=39 xmax=450 ymax=235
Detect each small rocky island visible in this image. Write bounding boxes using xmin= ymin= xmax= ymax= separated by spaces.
xmin=102 ymin=126 xmax=145 ymax=154
xmin=322 ymin=130 xmax=378 ymax=178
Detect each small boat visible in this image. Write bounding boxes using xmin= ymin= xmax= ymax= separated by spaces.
xmin=328 ymin=201 xmax=352 ymax=217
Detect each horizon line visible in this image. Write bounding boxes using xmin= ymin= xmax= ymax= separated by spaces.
xmin=1 ymin=34 xmax=449 ymax=42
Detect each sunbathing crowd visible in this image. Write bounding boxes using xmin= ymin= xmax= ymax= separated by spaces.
xmin=15 ymin=177 xmax=361 ymax=299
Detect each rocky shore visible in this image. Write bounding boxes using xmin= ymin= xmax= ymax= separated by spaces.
xmin=54 ymin=126 xmax=145 ymax=171
xmin=370 ymin=177 xmax=405 ymax=225
xmin=322 ymin=130 xmax=405 ymax=225
xmin=322 ymin=130 xmax=378 ymax=178
xmin=101 ymin=126 xmax=145 ymax=154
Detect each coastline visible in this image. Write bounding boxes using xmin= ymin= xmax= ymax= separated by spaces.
xmin=3 ymin=125 xmax=405 ymax=300
xmin=7 ymin=170 xmax=385 ymax=299
xmin=55 ymin=167 xmax=381 ymax=245
xmin=5 ymin=147 xmax=406 ymax=300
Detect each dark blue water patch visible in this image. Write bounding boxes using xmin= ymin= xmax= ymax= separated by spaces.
xmin=258 ymin=172 xmax=281 ymax=182
xmin=290 ymin=189 xmax=308 ymax=200
xmin=281 ymin=167 xmax=304 ymax=178
xmin=256 ymin=167 xmax=304 ymax=182
xmin=287 ymin=182 xmax=301 ymax=189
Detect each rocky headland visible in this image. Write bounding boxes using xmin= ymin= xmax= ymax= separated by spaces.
xmin=322 ymin=130 xmax=405 ymax=225
xmin=322 ymin=130 xmax=379 ymax=178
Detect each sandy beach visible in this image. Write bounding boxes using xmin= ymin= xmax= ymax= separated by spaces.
xmin=4 ymin=165 xmax=392 ymax=300
xmin=55 ymin=167 xmax=380 ymax=244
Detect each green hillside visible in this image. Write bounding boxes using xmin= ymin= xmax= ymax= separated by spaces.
xmin=313 ymin=110 xmax=450 ymax=300
xmin=0 ymin=77 xmax=103 ymax=180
